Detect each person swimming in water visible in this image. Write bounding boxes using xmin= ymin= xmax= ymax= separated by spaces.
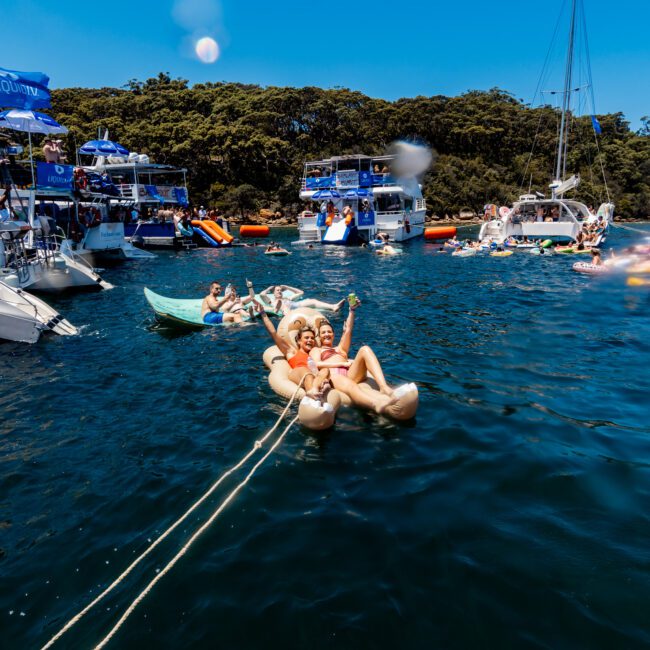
xmin=259 ymin=284 xmax=345 ymax=316
xmin=310 ymin=296 xmax=399 ymax=414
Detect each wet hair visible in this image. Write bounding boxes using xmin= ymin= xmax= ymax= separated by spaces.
xmin=297 ymin=326 xmax=316 ymax=340
xmin=318 ymin=320 xmax=332 ymax=335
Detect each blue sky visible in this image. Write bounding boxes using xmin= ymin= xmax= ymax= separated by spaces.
xmin=3 ymin=0 xmax=648 ymax=129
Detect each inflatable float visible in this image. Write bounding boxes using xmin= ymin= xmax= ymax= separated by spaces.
xmin=627 ymin=276 xmax=650 ymax=287
xmin=572 ymin=262 xmax=609 ymax=274
xmin=144 ymin=286 xmax=300 ymax=327
xmin=376 ymin=245 xmax=403 ymax=256
xmin=452 ymin=248 xmax=477 ymax=257
xmin=240 ymin=225 xmax=270 ymax=238
xmin=424 ymin=226 xmax=457 ymax=241
xmin=490 ymin=250 xmax=513 ymax=257
xmin=265 ymin=248 xmax=291 ymax=256
xmin=263 ymin=308 xmax=419 ymax=429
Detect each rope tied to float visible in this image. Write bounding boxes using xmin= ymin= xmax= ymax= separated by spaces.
xmin=42 ymin=377 xmax=307 ymax=650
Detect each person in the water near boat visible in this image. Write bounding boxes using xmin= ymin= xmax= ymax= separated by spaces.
xmin=254 ymin=300 xmax=331 ymax=399
xmin=201 ymin=281 xmax=255 ymax=324
xmin=311 ymin=296 xmax=399 ymax=414
xmin=591 ymin=248 xmax=603 ymax=266
xmin=201 ymin=282 xmax=245 ymax=324
xmin=259 ymin=285 xmax=345 ymax=316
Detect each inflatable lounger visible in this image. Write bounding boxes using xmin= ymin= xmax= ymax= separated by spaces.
xmin=573 ymin=262 xmax=609 ymax=275
xmin=144 ymin=286 xmax=300 ymax=327
xmin=262 ymin=307 xmax=419 ymax=430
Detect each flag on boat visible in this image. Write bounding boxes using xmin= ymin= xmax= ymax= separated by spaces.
xmin=591 ymin=116 xmax=602 ymax=135
xmin=0 ymin=67 xmax=51 ymax=110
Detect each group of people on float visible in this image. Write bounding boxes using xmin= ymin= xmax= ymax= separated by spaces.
xmin=200 ymin=281 xmax=396 ymax=412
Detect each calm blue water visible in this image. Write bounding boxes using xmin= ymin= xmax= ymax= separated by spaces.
xmin=2 ymin=226 xmax=650 ymax=649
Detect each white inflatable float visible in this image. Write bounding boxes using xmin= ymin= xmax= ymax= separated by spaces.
xmin=263 ymin=308 xmax=419 ymax=430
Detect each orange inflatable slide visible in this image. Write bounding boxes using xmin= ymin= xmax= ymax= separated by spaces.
xmin=191 ymin=220 xmax=234 ymax=245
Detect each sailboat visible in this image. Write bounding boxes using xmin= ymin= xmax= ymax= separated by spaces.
xmin=479 ymin=0 xmax=614 ymax=246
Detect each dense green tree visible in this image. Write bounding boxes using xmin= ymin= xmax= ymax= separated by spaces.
xmin=20 ymin=77 xmax=647 ymax=219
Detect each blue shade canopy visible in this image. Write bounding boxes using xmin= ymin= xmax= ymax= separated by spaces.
xmin=312 ymin=189 xmax=340 ymax=199
xmin=0 ymin=67 xmax=51 ymax=110
xmin=79 ymin=139 xmax=129 ymax=157
xmin=0 ymin=109 xmax=67 ymax=134
xmin=344 ymin=188 xmax=373 ymax=198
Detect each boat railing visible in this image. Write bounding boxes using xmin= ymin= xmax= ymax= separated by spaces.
xmin=301 ymin=173 xmax=398 ymax=192
xmin=116 ymin=183 xmax=188 ymax=204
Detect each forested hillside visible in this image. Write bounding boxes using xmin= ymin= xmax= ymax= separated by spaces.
xmin=47 ymin=73 xmax=650 ymax=218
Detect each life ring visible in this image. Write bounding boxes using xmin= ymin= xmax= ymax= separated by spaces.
xmin=74 ymin=168 xmax=88 ymax=191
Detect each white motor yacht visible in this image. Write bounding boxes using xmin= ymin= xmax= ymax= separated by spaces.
xmin=296 ymin=154 xmax=427 ymax=245
xmin=0 ymin=280 xmax=77 ymax=343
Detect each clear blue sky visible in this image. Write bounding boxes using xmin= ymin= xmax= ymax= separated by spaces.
xmin=3 ymin=0 xmax=648 ymax=129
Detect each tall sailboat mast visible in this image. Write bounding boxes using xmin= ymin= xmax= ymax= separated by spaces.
xmin=555 ymin=0 xmax=577 ymax=182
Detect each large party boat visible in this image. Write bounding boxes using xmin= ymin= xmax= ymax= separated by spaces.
xmin=296 ymin=154 xmax=426 ymax=245
xmin=479 ymin=0 xmax=614 ymax=246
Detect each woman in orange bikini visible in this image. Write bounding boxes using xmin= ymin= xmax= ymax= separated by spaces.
xmin=255 ymin=301 xmax=330 ymax=398
xmin=311 ymin=297 xmax=398 ymax=414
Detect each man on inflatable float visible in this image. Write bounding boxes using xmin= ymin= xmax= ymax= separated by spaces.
xmin=258 ymin=293 xmax=419 ymax=430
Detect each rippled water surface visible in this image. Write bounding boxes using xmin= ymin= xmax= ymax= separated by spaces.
xmin=2 ymin=226 xmax=650 ymax=649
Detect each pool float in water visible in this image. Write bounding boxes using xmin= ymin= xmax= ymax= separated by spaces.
xmin=144 ymin=286 xmax=300 ymax=327
xmin=572 ymin=262 xmax=609 ymax=274
xmin=627 ymin=276 xmax=650 ymax=287
xmin=424 ymin=226 xmax=457 ymax=241
xmin=263 ymin=308 xmax=419 ymax=428
xmin=240 ymin=225 xmax=270 ymax=238
xmin=540 ymin=239 xmax=554 ymax=248
xmin=490 ymin=250 xmax=513 ymax=257
xmin=516 ymin=243 xmax=536 ymax=249
xmin=376 ymin=245 xmax=403 ymax=256
xmin=452 ymin=248 xmax=477 ymax=257
xmin=265 ymin=248 xmax=291 ymax=256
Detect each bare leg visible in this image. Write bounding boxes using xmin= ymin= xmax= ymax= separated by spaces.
xmin=222 ymin=313 xmax=242 ymax=324
xmin=295 ymin=298 xmax=345 ymax=312
xmin=347 ymin=345 xmax=393 ymax=395
xmin=329 ymin=374 xmax=393 ymax=413
xmin=289 ymin=367 xmax=315 ymax=392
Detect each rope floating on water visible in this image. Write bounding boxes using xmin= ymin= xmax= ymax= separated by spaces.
xmin=611 ymin=222 xmax=650 ymax=235
xmin=42 ymin=379 xmax=306 ymax=650
xmin=95 ymin=412 xmax=299 ymax=649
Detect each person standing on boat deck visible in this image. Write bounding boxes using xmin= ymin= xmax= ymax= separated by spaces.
xmin=201 ymin=282 xmax=246 ymax=325
xmin=199 ymin=206 xmax=207 ymax=219
xmin=43 ymin=138 xmax=63 ymax=164
xmin=0 ymin=184 xmax=13 ymax=222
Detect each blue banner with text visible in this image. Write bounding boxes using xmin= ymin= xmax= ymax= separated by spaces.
xmin=36 ymin=162 xmax=73 ymax=189
xmin=0 ymin=67 xmax=51 ymax=110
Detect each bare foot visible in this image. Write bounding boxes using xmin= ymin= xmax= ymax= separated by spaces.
xmin=333 ymin=299 xmax=345 ymax=312
xmin=375 ymin=393 xmax=399 ymax=414
xmin=379 ymin=385 xmax=394 ymax=397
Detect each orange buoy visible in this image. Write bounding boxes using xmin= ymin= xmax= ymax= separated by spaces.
xmin=239 ymin=225 xmax=270 ymax=238
xmin=424 ymin=226 xmax=457 ymax=241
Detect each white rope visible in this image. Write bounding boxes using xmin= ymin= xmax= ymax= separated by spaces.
xmin=94 ymin=412 xmax=300 ymax=650
xmin=41 ymin=379 xmax=305 ymax=650
xmin=611 ymin=222 xmax=650 ymax=235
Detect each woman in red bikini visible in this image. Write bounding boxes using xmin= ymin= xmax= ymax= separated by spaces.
xmin=255 ymin=302 xmax=330 ymax=397
xmin=311 ymin=297 xmax=397 ymax=414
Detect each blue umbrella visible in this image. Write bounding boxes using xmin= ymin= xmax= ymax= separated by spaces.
xmin=0 ymin=109 xmax=67 ymax=135
xmin=0 ymin=109 xmax=68 ymax=186
xmin=79 ymin=139 xmax=129 ymax=157
xmin=312 ymin=189 xmax=340 ymax=199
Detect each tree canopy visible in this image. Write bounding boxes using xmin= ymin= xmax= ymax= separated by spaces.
xmin=43 ymin=74 xmax=649 ymax=218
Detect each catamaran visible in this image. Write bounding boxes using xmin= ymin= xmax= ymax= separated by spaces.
xmin=296 ymin=154 xmax=427 ymax=245
xmin=479 ymin=0 xmax=614 ymax=246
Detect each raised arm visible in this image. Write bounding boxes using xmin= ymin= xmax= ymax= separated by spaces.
xmin=255 ymin=303 xmax=291 ymax=357
xmin=282 ymin=285 xmax=304 ymax=299
xmin=337 ymin=305 xmax=356 ymax=355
